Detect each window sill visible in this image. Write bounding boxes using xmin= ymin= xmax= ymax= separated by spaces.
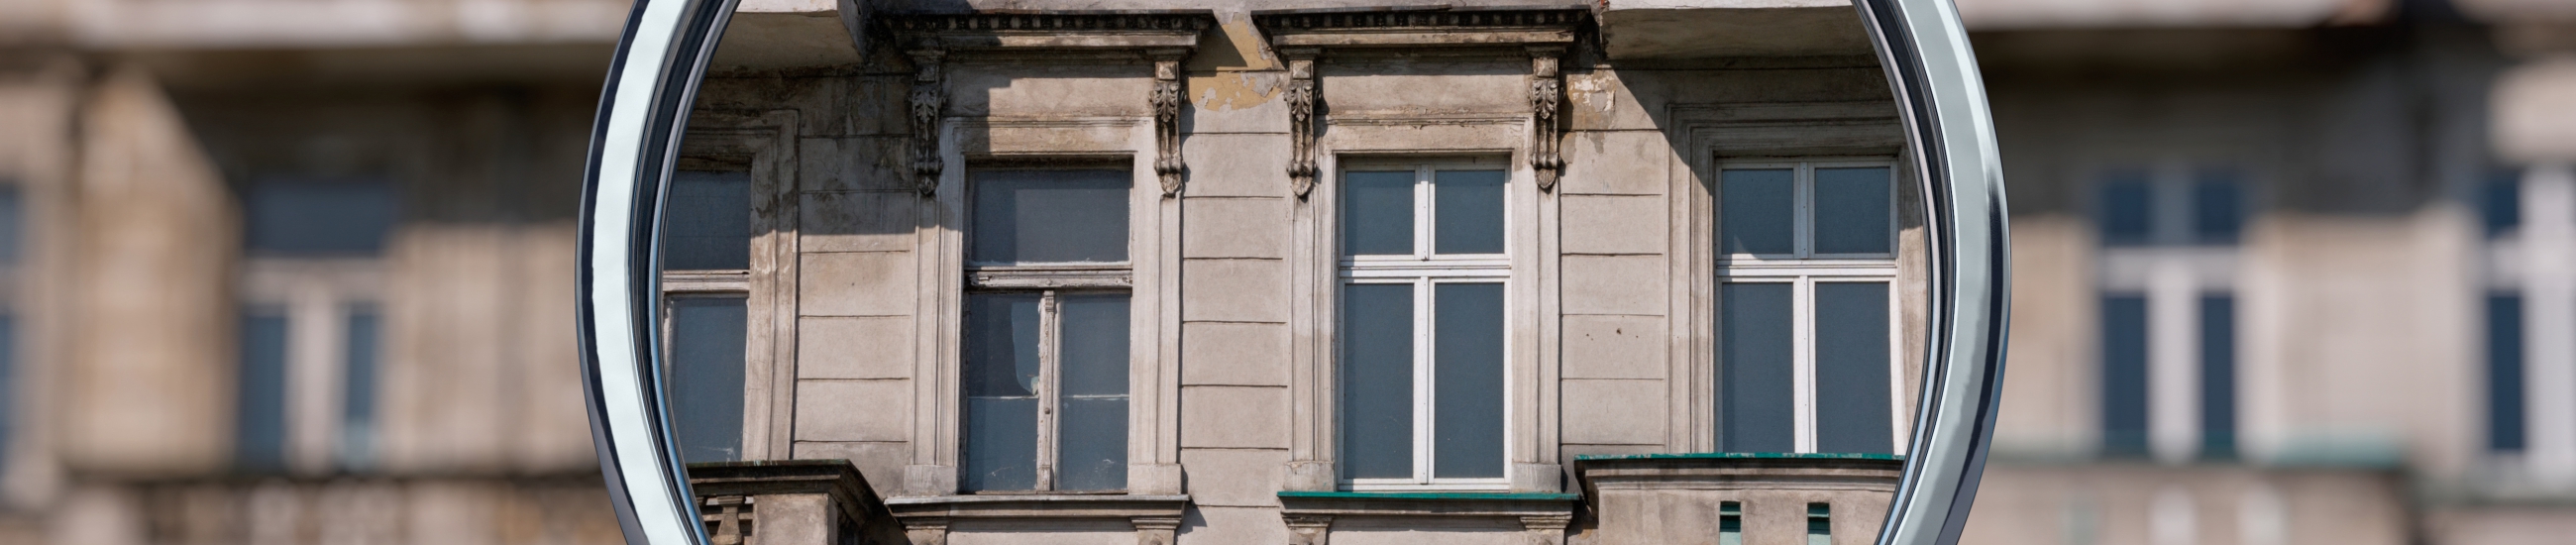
xmin=1275 ymin=490 xmax=1579 ymax=519
xmin=1570 ymin=452 xmax=1906 ymax=503
xmin=883 ymin=493 xmax=1189 ymax=520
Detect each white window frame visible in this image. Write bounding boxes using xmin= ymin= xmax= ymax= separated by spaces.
xmin=2091 ymin=160 xmax=2244 ymax=463
xmin=959 ymin=164 xmax=1137 ymax=493
xmin=2488 ymin=164 xmax=2576 ymax=480
xmin=658 ymin=110 xmax=801 ymax=462
xmin=1336 ymin=160 xmax=1514 ymax=491
xmin=1715 ymin=159 xmax=1904 ymax=454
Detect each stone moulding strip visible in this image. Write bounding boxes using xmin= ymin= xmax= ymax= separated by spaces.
xmin=1567 ymin=454 xmax=1908 ymax=510
xmin=1276 ymin=491 xmax=1579 ymax=545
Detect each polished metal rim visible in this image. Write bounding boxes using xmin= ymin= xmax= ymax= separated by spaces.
xmin=573 ymin=1 xmax=2007 ymax=543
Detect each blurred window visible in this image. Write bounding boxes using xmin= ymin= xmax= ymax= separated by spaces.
xmin=236 ymin=175 xmax=391 ymax=474
xmin=2480 ymin=165 xmax=2574 ymax=461
xmin=2483 ymin=170 xmax=2521 ymax=239
xmin=961 ymin=167 xmax=1133 ymax=492
xmin=2092 ymin=164 xmax=2245 ymax=461
xmin=2488 ymin=293 xmax=2525 ymax=453
xmin=0 ymin=184 xmax=21 ymax=474
xmin=245 ymin=177 xmax=397 ymax=256
xmin=1338 ymin=164 xmax=1509 ymax=490
xmin=1717 ymin=161 xmax=1899 ymax=456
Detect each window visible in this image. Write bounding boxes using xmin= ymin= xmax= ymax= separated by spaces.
xmin=0 ymin=185 xmax=22 ymax=474
xmin=1337 ymin=163 xmax=1509 ymax=490
xmin=2093 ymin=165 xmax=2242 ymax=460
xmin=235 ymin=175 xmax=394 ymax=473
xmin=659 ymin=168 xmax=756 ymax=464
xmin=960 ymin=167 xmax=1132 ymax=492
xmin=1806 ymin=502 xmax=1832 ymax=545
xmin=2482 ymin=165 xmax=2575 ymax=461
xmin=1716 ymin=161 xmax=1898 ymax=455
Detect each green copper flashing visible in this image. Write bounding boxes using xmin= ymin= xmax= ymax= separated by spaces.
xmin=1276 ymin=491 xmax=1582 ymax=501
xmin=1573 ymin=452 xmax=1908 ymax=463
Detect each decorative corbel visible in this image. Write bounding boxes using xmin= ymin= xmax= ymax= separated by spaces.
xmin=1528 ymin=45 xmax=1566 ymax=192
xmin=1282 ymin=47 xmax=1321 ymax=199
xmin=908 ymin=47 xmax=948 ymax=197
xmin=1150 ymin=51 xmax=1187 ymax=197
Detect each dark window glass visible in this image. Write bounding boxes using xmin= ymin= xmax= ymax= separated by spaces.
xmin=1719 ymin=501 xmax=1743 ymax=543
xmin=962 ymin=293 xmax=1042 ymax=490
xmin=2199 ymin=295 xmax=2236 ymax=458
xmin=1434 ymin=170 xmax=1507 ymax=255
xmin=1432 ymin=282 xmax=1505 ymax=479
xmin=1807 ymin=503 xmax=1833 ymax=545
xmin=1340 ymin=283 xmax=1415 ymax=479
xmin=971 ymin=169 xmax=1129 ymax=264
xmin=2099 ymin=295 xmax=2151 ymax=456
xmin=2192 ymin=171 xmax=2242 ymax=245
xmin=246 ymin=177 xmax=399 ymax=256
xmin=1814 ymin=167 xmax=1893 ymax=255
xmin=662 ymin=169 xmax=752 ymax=271
xmin=1342 ymin=171 xmax=1416 ymax=256
xmin=1721 ymin=169 xmax=1795 ymax=255
xmin=1056 ymin=294 xmax=1130 ymax=491
xmin=0 ymin=186 xmax=22 ymax=265
xmin=0 ymin=314 xmax=16 ymax=473
xmin=1815 ymin=282 xmax=1892 ymax=454
xmin=237 ymin=309 xmax=291 ymax=471
xmin=667 ymin=296 xmax=746 ymax=464
xmin=1720 ymin=282 xmax=1795 ymax=453
xmin=2097 ymin=173 xmax=2153 ymax=247
xmin=2484 ymin=171 xmax=2522 ymax=239
xmin=2489 ymin=293 xmax=2526 ymax=453
xmin=341 ymin=306 xmax=380 ymax=468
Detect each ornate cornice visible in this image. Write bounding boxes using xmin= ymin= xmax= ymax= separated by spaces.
xmin=884 ymin=11 xmax=1216 ymax=52
xmin=1252 ymin=7 xmax=1589 ymax=49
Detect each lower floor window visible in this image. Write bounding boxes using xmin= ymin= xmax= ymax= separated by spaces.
xmin=961 ymin=290 xmax=1130 ymax=492
xmin=1718 ymin=278 xmax=1896 ymax=454
xmin=1340 ymin=280 xmax=1507 ymax=489
xmin=665 ymin=294 xmax=748 ymax=463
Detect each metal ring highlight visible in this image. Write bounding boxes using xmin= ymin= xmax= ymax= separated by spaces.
xmin=574 ymin=0 xmax=2007 ymax=543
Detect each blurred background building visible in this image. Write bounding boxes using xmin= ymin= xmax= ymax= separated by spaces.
xmin=0 ymin=0 xmax=2564 ymax=544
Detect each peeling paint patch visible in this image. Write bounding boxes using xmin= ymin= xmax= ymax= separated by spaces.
xmin=1192 ymin=71 xmax=1279 ymax=112
xmin=1571 ymin=71 xmax=1616 ymax=113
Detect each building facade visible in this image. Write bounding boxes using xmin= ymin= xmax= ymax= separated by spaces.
xmin=0 ymin=0 xmax=2572 ymax=544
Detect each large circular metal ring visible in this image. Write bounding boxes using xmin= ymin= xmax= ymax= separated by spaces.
xmin=573 ymin=0 xmax=2008 ymax=543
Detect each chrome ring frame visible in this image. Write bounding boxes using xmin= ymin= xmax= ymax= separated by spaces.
xmin=572 ymin=0 xmax=2007 ymax=543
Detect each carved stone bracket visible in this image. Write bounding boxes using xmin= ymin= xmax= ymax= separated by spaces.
xmin=1519 ymin=513 xmax=1573 ymax=545
xmin=1150 ymin=51 xmax=1188 ymax=197
xmin=1284 ymin=513 xmax=1334 ymax=545
xmin=703 ymin=495 xmax=749 ymax=545
xmin=907 ymin=48 xmax=947 ymax=197
xmin=1130 ymin=514 xmax=1183 ymax=545
xmin=1282 ymin=47 xmax=1321 ymax=199
xmin=1528 ymin=45 xmax=1566 ymax=192
xmin=901 ymin=515 xmax=951 ymax=545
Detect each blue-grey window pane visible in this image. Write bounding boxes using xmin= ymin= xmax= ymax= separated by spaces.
xmin=970 ymin=169 xmax=1129 ymax=264
xmin=1720 ymin=282 xmax=1794 ymax=453
xmin=246 ymin=177 xmax=398 ymax=256
xmin=1433 ymin=282 xmax=1505 ymax=479
xmin=1434 ymin=169 xmax=1507 ymax=255
xmin=662 ymin=170 xmax=752 ymax=271
xmin=1057 ymin=397 xmax=1127 ymax=490
xmin=1341 ymin=283 xmax=1414 ymax=479
xmin=237 ymin=309 xmax=290 ymax=471
xmin=2199 ymin=295 xmax=2237 ymax=458
xmin=2098 ymin=172 xmax=2152 ymax=247
xmin=1814 ymin=282 xmax=1891 ymax=454
xmin=1342 ymin=171 xmax=1415 ymax=256
xmin=1721 ymin=169 xmax=1794 ymax=255
xmin=341 ymin=306 xmax=380 ymax=469
xmin=962 ymin=292 xmax=1042 ymax=491
xmin=2489 ymin=293 xmax=2526 ymax=453
xmin=2484 ymin=171 xmax=2522 ymax=239
xmin=964 ymin=293 xmax=1042 ymax=398
xmin=1056 ymin=293 xmax=1129 ymax=490
xmin=2192 ymin=171 xmax=2242 ymax=245
xmin=1814 ymin=167 xmax=1892 ymax=255
xmin=0 ymin=187 xmax=22 ymax=266
xmin=1807 ymin=503 xmax=1832 ymax=545
xmin=962 ymin=396 xmax=1038 ymax=491
xmin=0 ymin=314 xmax=11 ymax=473
xmin=668 ymin=296 xmax=746 ymax=463
xmin=2099 ymin=295 xmax=2151 ymax=457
